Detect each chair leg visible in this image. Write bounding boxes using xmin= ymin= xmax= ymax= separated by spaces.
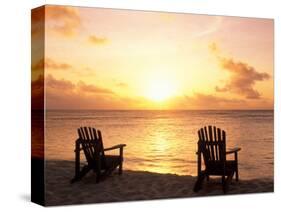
xmin=222 ymin=175 xmax=229 ymax=193
xmin=223 ymin=172 xmax=234 ymax=193
xmin=235 ymin=165 xmax=239 ymax=181
xmin=96 ymin=172 xmax=101 ymax=183
xmin=118 ymin=162 xmax=123 ymax=175
xmin=235 ymin=153 xmax=239 ymax=181
xmin=119 ymin=148 xmax=124 ymax=176
xmin=221 ymin=175 xmax=225 ymax=184
xmin=71 ymin=165 xmax=90 ymax=183
xmin=193 ymin=171 xmax=206 ymax=192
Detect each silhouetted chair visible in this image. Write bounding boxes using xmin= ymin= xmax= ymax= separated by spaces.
xmin=193 ymin=126 xmax=241 ymax=193
xmin=71 ymin=127 xmax=126 ymax=183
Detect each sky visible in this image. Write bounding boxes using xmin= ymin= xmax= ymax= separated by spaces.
xmin=32 ymin=5 xmax=274 ymax=110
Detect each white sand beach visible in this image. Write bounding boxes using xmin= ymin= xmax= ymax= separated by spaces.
xmin=45 ymin=160 xmax=273 ymax=206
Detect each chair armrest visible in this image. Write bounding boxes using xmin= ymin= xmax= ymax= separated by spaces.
xmin=104 ymin=144 xmax=126 ymax=151
xmin=226 ymin=147 xmax=241 ymax=154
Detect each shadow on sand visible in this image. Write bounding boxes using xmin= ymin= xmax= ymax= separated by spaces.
xmin=44 ymin=160 xmax=273 ymax=206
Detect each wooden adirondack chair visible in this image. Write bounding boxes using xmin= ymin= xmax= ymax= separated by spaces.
xmin=193 ymin=126 xmax=241 ymax=193
xmin=71 ymin=127 xmax=126 ymax=183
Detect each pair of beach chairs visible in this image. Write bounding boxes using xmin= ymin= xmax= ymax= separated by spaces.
xmin=71 ymin=126 xmax=240 ymax=193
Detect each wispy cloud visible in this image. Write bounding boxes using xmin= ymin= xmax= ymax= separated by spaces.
xmin=31 ymin=75 xmax=44 ymax=109
xmin=32 ymin=58 xmax=72 ymax=71
xmin=181 ymin=92 xmax=272 ymax=110
xmin=31 ymin=7 xmax=44 ymax=37
xmin=45 ymin=5 xmax=81 ymax=37
xmin=209 ymin=42 xmax=220 ymax=54
xmin=115 ymin=82 xmax=128 ymax=88
xmin=46 ymin=74 xmax=113 ymax=94
xmin=32 ymin=6 xmax=81 ymax=37
xmin=45 ymin=75 xmax=143 ymax=109
xmin=88 ymin=35 xmax=108 ymax=45
xmin=184 ymin=93 xmax=245 ymax=109
xmin=194 ymin=16 xmax=222 ymax=38
xmin=47 ymin=74 xmax=75 ymax=90
xmin=77 ymin=81 xmax=114 ymax=94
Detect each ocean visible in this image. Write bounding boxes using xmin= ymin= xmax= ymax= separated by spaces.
xmin=45 ymin=110 xmax=274 ymax=179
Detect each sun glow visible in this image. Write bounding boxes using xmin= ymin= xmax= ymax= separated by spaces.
xmin=147 ymin=78 xmax=176 ymax=102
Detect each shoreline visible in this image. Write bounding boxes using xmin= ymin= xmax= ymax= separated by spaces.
xmin=45 ymin=160 xmax=273 ymax=206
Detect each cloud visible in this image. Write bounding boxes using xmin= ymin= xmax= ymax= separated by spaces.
xmin=77 ymin=81 xmax=114 ymax=94
xmin=115 ymin=82 xmax=128 ymax=88
xmin=194 ymin=16 xmax=222 ymax=38
xmin=88 ymin=35 xmax=108 ymax=45
xmin=44 ymin=75 xmax=149 ymax=109
xmin=32 ymin=6 xmax=81 ymax=37
xmin=46 ymin=75 xmax=114 ymax=95
xmin=31 ymin=7 xmax=44 ymax=37
xmin=45 ymin=74 xmax=123 ymax=109
xmin=32 ymin=58 xmax=72 ymax=71
xmin=31 ymin=75 xmax=44 ymax=109
xmin=46 ymin=74 xmax=75 ymax=90
xmin=45 ymin=58 xmax=72 ymax=70
xmin=45 ymin=5 xmax=81 ymax=36
xmin=41 ymin=75 xmax=272 ymax=110
xmin=216 ymin=57 xmax=270 ymax=99
xmin=181 ymin=92 xmax=272 ymax=110
xmin=209 ymin=42 xmax=220 ymax=54
xmin=31 ymin=59 xmax=44 ymax=71
xmin=210 ymin=42 xmax=270 ymax=99
xmin=184 ymin=93 xmax=246 ymax=109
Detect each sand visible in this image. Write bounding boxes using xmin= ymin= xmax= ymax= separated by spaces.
xmin=45 ymin=160 xmax=273 ymax=206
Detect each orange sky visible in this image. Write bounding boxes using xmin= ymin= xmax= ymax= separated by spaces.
xmin=32 ymin=5 xmax=274 ymax=110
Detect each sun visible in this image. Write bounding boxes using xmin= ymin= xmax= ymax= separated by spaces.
xmin=147 ymin=78 xmax=176 ymax=102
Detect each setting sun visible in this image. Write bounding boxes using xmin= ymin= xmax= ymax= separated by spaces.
xmin=147 ymin=78 xmax=176 ymax=102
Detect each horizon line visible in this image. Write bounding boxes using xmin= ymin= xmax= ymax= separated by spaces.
xmin=42 ymin=108 xmax=274 ymax=111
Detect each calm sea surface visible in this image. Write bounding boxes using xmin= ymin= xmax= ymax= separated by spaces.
xmin=45 ymin=110 xmax=274 ymax=179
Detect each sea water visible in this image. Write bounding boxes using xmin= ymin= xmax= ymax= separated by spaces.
xmin=45 ymin=110 xmax=273 ymax=179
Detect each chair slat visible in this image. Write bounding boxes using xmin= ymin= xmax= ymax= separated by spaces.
xmin=214 ymin=126 xmax=219 ymax=160
xmin=222 ymin=130 xmax=226 ymax=141
xmin=198 ymin=130 xmax=202 ymax=141
xmin=97 ymin=130 xmax=105 ymax=157
xmin=208 ymin=126 xmax=215 ymax=161
xmin=204 ymin=126 xmax=208 ymax=141
xmin=88 ymin=127 xmax=94 ymax=140
xmin=221 ymin=130 xmax=226 ymax=161
xmin=217 ymin=128 xmax=222 ymax=161
xmin=83 ymin=127 xmax=90 ymax=140
xmin=204 ymin=126 xmax=212 ymax=160
xmin=92 ymin=128 xmax=97 ymax=140
xmin=87 ymin=127 xmax=96 ymax=160
xmin=200 ymin=128 xmax=205 ymax=141
xmin=214 ymin=127 xmax=220 ymax=160
xmin=79 ymin=128 xmax=92 ymax=163
xmin=77 ymin=128 xmax=82 ymax=139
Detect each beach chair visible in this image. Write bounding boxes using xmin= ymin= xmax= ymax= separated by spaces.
xmin=193 ymin=126 xmax=241 ymax=193
xmin=71 ymin=127 xmax=126 ymax=183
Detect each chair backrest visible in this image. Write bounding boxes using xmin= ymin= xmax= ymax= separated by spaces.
xmin=198 ymin=126 xmax=226 ymax=167
xmin=77 ymin=127 xmax=106 ymax=169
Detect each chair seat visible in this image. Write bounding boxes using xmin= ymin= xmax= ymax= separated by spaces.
xmin=206 ymin=160 xmax=237 ymax=175
xmin=102 ymin=155 xmax=121 ymax=169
